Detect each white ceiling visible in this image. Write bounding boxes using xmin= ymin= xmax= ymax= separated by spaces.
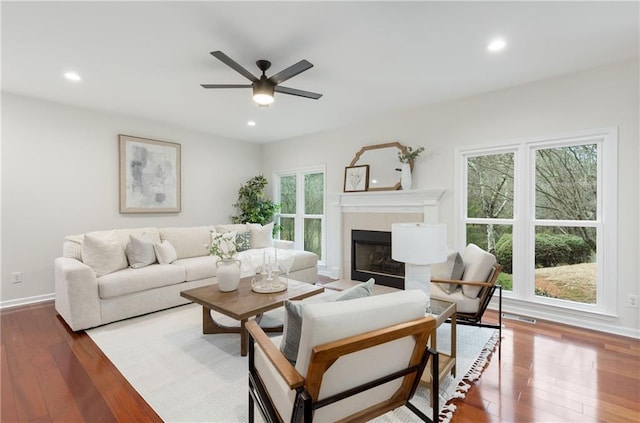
xmin=2 ymin=1 xmax=638 ymax=144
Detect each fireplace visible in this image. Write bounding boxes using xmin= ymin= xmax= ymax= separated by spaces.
xmin=351 ymin=230 xmax=405 ymax=289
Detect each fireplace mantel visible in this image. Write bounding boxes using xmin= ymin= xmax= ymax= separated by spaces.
xmin=326 ymin=188 xmax=446 ymax=279
xmin=339 ymin=188 xmax=445 ymax=221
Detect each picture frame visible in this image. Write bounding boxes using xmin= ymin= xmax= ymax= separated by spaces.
xmin=344 ymin=164 xmax=370 ymax=192
xmin=119 ymin=134 xmax=181 ymax=213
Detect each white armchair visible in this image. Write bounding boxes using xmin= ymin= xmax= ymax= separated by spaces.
xmin=246 ymin=290 xmax=439 ymax=422
xmin=430 ymin=243 xmax=503 ymax=357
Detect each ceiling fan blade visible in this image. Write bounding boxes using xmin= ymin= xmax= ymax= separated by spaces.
xmin=200 ymin=84 xmax=252 ymax=89
xmin=210 ymin=51 xmax=258 ymax=82
xmin=275 ymin=86 xmax=323 ymax=99
xmin=268 ymin=60 xmax=313 ymax=85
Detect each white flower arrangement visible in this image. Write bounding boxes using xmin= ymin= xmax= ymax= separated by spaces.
xmin=205 ymin=231 xmax=238 ymax=260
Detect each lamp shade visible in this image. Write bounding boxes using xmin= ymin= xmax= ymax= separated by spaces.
xmin=391 ymin=223 xmax=447 ymax=265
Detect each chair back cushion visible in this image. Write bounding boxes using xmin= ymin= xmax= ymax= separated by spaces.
xmin=461 ymin=243 xmax=497 ymax=298
xmin=295 ymin=290 xmax=428 ymax=421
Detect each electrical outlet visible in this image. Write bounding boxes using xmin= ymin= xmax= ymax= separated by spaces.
xmin=11 ymin=272 xmax=22 ymax=283
xmin=628 ymin=294 xmax=639 ymax=308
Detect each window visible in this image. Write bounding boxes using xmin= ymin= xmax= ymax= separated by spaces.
xmin=458 ymin=128 xmax=617 ymax=314
xmin=275 ymin=167 xmax=325 ymax=263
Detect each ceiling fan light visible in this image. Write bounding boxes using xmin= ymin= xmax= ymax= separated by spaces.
xmin=252 ymin=80 xmax=275 ymax=105
xmin=253 ymin=93 xmax=274 ymax=105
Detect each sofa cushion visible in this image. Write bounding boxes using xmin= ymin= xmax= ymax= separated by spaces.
xmin=81 ymin=231 xmax=128 ymax=277
xmin=431 ymin=282 xmax=481 ymax=314
xmin=114 ymin=227 xmax=161 ymax=250
xmin=154 ymin=240 xmax=178 ymax=264
xmin=215 ymin=224 xmax=249 ymax=233
xmin=125 ymin=235 xmax=157 ymax=269
xmin=64 ymin=227 xmax=161 ymax=262
xmin=63 ymin=235 xmax=83 ymax=261
xmin=173 ymin=256 xmax=217 ymax=282
xmin=159 ymin=226 xmax=212 ymax=259
xmin=98 ymin=264 xmax=186 ymax=299
xmin=461 ymin=244 xmax=496 ymax=298
xmin=248 ymin=222 xmax=274 ymax=249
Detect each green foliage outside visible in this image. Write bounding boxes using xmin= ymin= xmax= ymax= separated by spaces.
xmin=497 ymin=273 xmax=512 ymax=291
xmin=278 ymin=172 xmax=324 ymax=259
xmin=495 ymin=233 xmax=592 ymax=274
xmin=231 ymin=175 xmax=280 ymax=233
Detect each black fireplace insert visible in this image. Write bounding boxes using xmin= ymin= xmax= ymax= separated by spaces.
xmin=351 ymin=229 xmax=405 ymax=289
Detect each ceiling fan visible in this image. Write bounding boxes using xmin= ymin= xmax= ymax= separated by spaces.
xmin=201 ymin=51 xmax=322 ymax=106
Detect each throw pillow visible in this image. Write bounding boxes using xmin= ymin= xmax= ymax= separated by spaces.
xmin=431 ymin=252 xmax=464 ymax=294
xmin=125 ymin=234 xmax=157 ymax=269
xmin=280 ymin=300 xmax=305 ymax=364
xmin=335 ymin=278 xmax=375 ymax=301
xmin=249 ymin=222 xmax=274 ymax=249
xmin=236 ymin=231 xmax=251 ymax=252
xmin=280 ymin=280 xmax=375 ymax=364
xmin=81 ymin=231 xmax=128 ymax=277
xmin=154 ymin=240 xmax=178 ymax=264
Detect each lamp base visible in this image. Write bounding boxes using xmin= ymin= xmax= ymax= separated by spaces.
xmin=404 ymin=264 xmax=431 ymax=308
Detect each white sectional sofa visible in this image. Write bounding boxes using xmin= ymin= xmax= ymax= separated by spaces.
xmin=54 ymin=223 xmax=318 ymax=331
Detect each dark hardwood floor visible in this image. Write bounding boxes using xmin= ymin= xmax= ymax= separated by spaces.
xmin=1 ymin=300 xmax=639 ymax=422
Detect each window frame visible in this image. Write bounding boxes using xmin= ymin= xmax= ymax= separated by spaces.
xmin=455 ymin=128 xmax=617 ymax=316
xmin=273 ymin=165 xmax=326 ymax=265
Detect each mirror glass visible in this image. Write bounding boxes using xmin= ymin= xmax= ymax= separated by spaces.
xmin=350 ymin=142 xmax=408 ymax=191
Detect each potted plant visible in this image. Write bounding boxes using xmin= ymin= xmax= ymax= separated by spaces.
xmin=231 ymin=175 xmax=280 ymax=233
xmin=397 ymin=146 xmax=425 ymax=190
xmin=208 ymin=232 xmax=241 ymax=292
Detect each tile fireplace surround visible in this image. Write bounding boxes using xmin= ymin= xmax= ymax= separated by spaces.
xmin=327 ymin=189 xmax=446 ymax=279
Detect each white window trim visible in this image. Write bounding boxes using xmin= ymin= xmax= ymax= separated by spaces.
xmin=273 ymin=165 xmax=326 ymax=266
xmin=455 ymin=127 xmax=618 ymax=318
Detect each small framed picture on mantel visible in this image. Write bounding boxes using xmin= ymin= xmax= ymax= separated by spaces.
xmin=344 ymin=165 xmax=370 ymax=192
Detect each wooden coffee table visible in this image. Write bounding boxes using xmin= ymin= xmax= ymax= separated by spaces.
xmin=180 ymin=277 xmax=324 ymax=356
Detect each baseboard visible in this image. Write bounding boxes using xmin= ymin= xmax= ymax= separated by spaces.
xmin=489 ymin=297 xmax=640 ymax=339
xmin=0 ymin=293 xmax=55 ymax=309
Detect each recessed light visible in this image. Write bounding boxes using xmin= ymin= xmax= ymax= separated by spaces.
xmin=487 ymin=38 xmax=506 ymax=52
xmin=64 ymin=71 xmax=82 ymax=81
xmin=247 ymin=120 xmax=256 ymax=127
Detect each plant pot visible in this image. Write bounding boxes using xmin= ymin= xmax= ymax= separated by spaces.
xmin=216 ymin=259 xmax=241 ymax=292
xmin=401 ymin=163 xmax=412 ymax=190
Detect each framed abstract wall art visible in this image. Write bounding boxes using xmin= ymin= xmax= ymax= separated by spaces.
xmin=344 ymin=164 xmax=370 ymax=192
xmin=119 ymin=134 xmax=181 ymax=213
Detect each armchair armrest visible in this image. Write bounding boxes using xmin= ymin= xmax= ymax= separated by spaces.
xmin=431 ymin=278 xmax=492 ymax=288
xmin=246 ymin=320 xmax=304 ymax=389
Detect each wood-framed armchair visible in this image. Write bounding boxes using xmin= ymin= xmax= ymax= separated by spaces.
xmin=247 ymin=290 xmax=440 ymax=422
xmin=430 ymin=244 xmax=503 ymax=358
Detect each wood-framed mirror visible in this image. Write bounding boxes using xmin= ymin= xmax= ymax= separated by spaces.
xmin=349 ymin=142 xmax=410 ymax=191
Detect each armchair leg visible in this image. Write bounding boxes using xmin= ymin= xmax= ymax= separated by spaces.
xmin=249 ymin=392 xmax=254 ymax=423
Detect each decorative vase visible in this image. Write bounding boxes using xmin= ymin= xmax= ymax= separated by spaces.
xmin=216 ymin=259 xmax=241 ymax=292
xmin=401 ymin=163 xmax=412 ymax=190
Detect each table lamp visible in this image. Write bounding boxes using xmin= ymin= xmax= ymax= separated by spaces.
xmin=391 ymin=223 xmax=447 ymax=307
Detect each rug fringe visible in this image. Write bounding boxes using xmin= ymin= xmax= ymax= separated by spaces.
xmin=437 ymin=330 xmax=500 ymax=422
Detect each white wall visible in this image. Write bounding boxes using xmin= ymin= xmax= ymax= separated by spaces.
xmin=1 ymin=93 xmax=261 ymax=303
xmin=262 ymin=59 xmax=639 ymax=336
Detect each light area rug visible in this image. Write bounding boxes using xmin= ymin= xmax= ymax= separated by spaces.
xmin=87 ymin=303 xmax=497 ymax=423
